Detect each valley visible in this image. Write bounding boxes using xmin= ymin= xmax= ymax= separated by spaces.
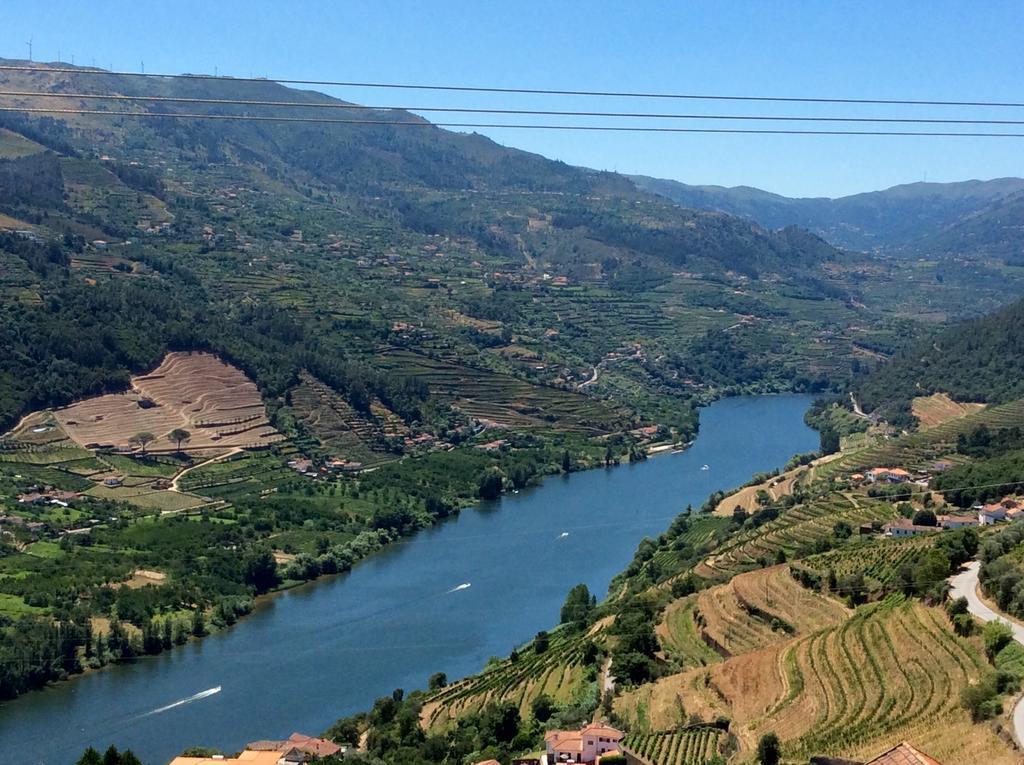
xmin=0 ymin=54 xmax=1023 ymax=765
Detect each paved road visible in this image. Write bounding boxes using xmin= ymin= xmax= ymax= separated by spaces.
xmin=949 ymin=561 xmax=1024 ymax=745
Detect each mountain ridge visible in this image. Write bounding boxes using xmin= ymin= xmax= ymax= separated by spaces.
xmin=630 ymin=173 xmax=1024 ymax=252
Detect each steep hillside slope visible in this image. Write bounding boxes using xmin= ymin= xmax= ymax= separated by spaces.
xmin=856 ymin=296 xmax=1024 ymax=424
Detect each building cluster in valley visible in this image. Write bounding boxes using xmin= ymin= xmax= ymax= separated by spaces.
xmin=845 ymin=463 xmax=1024 ymax=538
xmin=0 ymin=485 xmax=107 ymax=546
xmin=168 ymin=733 xmax=345 ymax=765
xmin=159 ymin=728 xmax=945 ymax=765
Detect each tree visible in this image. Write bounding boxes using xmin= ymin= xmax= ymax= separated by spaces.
xmin=534 ymin=630 xmax=549 ymax=653
xmin=478 ymin=469 xmax=504 ymax=500
xmin=129 ymin=431 xmax=155 ymax=456
xmin=983 ymin=620 xmax=1013 ymax=659
xmin=243 ymin=547 xmax=280 ymax=594
xmin=561 ymin=449 xmax=572 ymax=473
xmin=819 ymin=425 xmax=840 ymax=455
xmin=168 ymin=428 xmax=191 ymax=452
xmin=912 ymin=508 xmax=938 ymax=527
xmin=191 ymin=609 xmax=206 ymax=637
xmin=428 ymin=672 xmax=447 ymax=690
xmin=531 ymin=693 xmax=555 ymax=722
xmin=756 ymin=732 xmax=781 ymax=765
xmin=560 ymin=583 xmax=595 ymax=630
xmin=833 ymin=520 xmax=853 ymax=539
xmin=76 ymin=748 xmax=102 ymax=765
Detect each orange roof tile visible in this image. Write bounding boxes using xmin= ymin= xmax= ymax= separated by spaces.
xmin=865 ymin=741 xmax=943 ymax=765
xmin=168 ymin=751 xmax=286 ymax=765
xmin=580 ymin=723 xmax=624 ymax=739
xmin=545 ymin=731 xmax=584 ymax=752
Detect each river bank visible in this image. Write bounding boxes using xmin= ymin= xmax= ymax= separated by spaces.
xmin=0 ymin=394 xmax=819 ymax=764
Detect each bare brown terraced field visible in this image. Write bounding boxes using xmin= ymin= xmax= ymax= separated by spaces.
xmin=619 ymin=597 xmax=1016 ymax=765
xmin=53 ymin=352 xmax=283 ymax=454
xmin=912 ymin=393 xmax=986 ymax=431
xmin=713 ymin=465 xmax=809 ymax=517
xmin=659 ymin=566 xmax=849 ymax=664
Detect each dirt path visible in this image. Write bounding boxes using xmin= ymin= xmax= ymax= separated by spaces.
xmin=949 ymin=561 xmax=1024 ymax=746
xmin=578 ymin=365 xmax=600 ymax=390
xmin=849 ymin=392 xmax=868 ymax=419
xmin=169 ymin=447 xmax=243 ymax=492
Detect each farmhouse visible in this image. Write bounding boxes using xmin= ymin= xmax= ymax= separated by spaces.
xmin=937 ymin=513 xmax=980 ymax=529
xmin=867 ymin=467 xmax=912 ymax=483
xmin=883 ymin=518 xmax=941 ymax=537
xmin=978 ymin=497 xmax=1024 ymax=525
xmin=544 ymin=723 xmax=623 ymax=764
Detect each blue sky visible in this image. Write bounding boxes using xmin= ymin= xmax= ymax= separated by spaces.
xmin=2 ymin=0 xmax=1022 ymax=197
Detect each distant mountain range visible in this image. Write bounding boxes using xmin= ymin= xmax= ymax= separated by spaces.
xmin=630 ymin=174 xmax=1024 ymax=254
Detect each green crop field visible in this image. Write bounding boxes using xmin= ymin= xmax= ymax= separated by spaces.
xmin=623 ymin=728 xmax=723 ymax=765
xmin=695 ymin=495 xmax=897 ymax=580
xmin=421 ymin=628 xmax=598 ymax=730
xmin=794 ymin=535 xmax=939 ymax=588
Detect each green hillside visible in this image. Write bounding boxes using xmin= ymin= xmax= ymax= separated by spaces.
xmin=856 ymin=296 xmax=1024 ymax=425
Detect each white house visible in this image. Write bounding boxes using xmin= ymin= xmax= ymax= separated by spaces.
xmin=545 ymin=723 xmax=624 ymax=764
xmin=867 ymin=467 xmax=912 ymax=484
xmin=938 ymin=514 xmax=980 ymax=529
xmin=883 ymin=519 xmax=940 ymax=537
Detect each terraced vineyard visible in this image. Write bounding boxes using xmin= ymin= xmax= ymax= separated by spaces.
xmin=811 ymin=399 xmax=1024 ymax=484
xmin=657 ymin=595 xmax=722 ymax=668
xmin=288 ymin=373 xmax=403 ymax=467
xmin=647 ymin=517 xmax=730 ymax=583
xmin=619 ymin=597 xmax=1016 ymax=765
xmin=53 ymin=352 xmax=283 ymax=454
xmin=695 ymin=494 xmax=896 ymax=580
xmin=176 ymin=446 xmax=297 ymax=500
xmin=794 ymin=534 xmax=939 ymax=588
xmin=623 ymin=728 xmax=723 ymax=765
xmin=659 ymin=565 xmax=849 ymax=663
xmin=420 ymin=629 xmax=597 ymax=730
xmin=376 ymin=349 xmax=626 ymax=433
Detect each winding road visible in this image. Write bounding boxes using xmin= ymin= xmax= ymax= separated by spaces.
xmin=949 ymin=561 xmax=1024 ymax=745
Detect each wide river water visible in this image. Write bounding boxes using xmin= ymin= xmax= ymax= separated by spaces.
xmin=1 ymin=394 xmax=817 ymax=764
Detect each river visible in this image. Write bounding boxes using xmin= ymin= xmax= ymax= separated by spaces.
xmin=0 ymin=394 xmax=817 ymax=764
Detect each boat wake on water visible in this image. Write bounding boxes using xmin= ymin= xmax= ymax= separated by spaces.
xmin=139 ymin=686 xmax=222 ymax=717
xmin=447 ymin=583 xmax=471 ymax=593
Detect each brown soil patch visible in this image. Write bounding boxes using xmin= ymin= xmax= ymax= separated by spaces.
xmin=913 ymin=393 xmax=986 ymax=430
xmin=715 ymin=466 xmax=807 ymax=517
xmin=54 ymin=352 xmax=283 ymax=454
xmin=618 ymin=601 xmax=1015 ymax=764
xmin=697 ymin=566 xmax=849 ymax=656
xmin=120 ymin=569 xmax=168 ymax=589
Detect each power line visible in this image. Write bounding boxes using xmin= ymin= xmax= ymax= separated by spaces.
xmin=4 ymin=106 xmax=1024 ymax=137
xmin=7 ymin=90 xmax=1024 ymax=125
xmin=3 ymin=64 xmax=1024 ymax=109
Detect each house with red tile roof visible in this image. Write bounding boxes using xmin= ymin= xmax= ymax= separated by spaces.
xmin=864 ymin=741 xmax=943 ymax=765
xmin=867 ymin=467 xmax=912 ymax=483
xmin=544 ymin=723 xmax=623 ymax=764
xmin=246 ymin=733 xmax=341 ymax=759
